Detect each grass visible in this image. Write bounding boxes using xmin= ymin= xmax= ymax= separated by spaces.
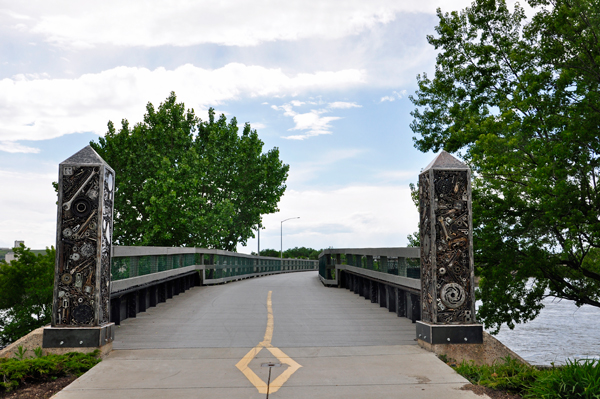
xmin=524 ymin=359 xmax=600 ymax=399
xmin=445 ymin=356 xmax=600 ymax=399
xmin=0 ymin=348 xmax=101 ymax=392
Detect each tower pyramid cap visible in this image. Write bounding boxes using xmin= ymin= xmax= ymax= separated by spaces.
xmin=421 ymin=150 xmax=469 ymax=173
xmin=60 ymin=145 xmax=109 ymax=166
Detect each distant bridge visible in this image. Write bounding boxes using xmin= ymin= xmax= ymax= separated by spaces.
xmin=107 ymin=246 xmax=423 ymax=327
xmin=108 ymin=246 xmax=318 ymax=325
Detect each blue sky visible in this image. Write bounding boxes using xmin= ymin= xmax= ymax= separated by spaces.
xmin=0 ymin=0 xmax=476 ymax=252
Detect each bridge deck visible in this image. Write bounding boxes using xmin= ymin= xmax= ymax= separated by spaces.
xmin=56 ymin=272 xmax=486 ymax=398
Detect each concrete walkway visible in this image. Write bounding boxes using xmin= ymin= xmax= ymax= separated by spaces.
xmin=55 ymin=271 xmax=488 ymax=398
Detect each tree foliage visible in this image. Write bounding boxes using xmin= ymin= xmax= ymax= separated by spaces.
xmin=0 ymin=245 xmax=55 ymax=346
xmin=407 ymin=183 xmax=421 ymax=247
xmin=410 ymin=0 xmax=600 ymax=332
xmin=91 ymin=92 xmax=289 ymax=251
xmin=254 ymin=247 xmax=322 ymax=260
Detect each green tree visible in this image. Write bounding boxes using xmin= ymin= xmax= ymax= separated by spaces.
xmin=91 ymin=92 xmax=289 ymax=251
xmin=253 ymin=247 xmax=322 ymax=260
xmin=255 ymin=249 xmax=280 ymax=258
xmin=410 ymin=0 xmax=600 ymax=332
xmin=407 ymin=182 xmax=421 ymax=247
xmin=283 ymin=247 xmax=321 ymax=260
xmin=0 ymin=245 xmax=55 ymax=346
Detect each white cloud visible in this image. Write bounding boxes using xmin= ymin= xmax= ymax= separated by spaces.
xmin=6 ymin=0 xmax=475 ymax=49
xmin=0 ymin=63 xmax=364 ymax=146
xmin=328 ymin=101 xmax=361 ymax=109
xmin=0 ymin=10 xmax=32 ymax=20
xmin=0 ymin=141 xmax=40 ymax=154
xmin=376 ymin=169 xmax=421 ymax=183
xmin=251 ymin=123 xmax=266 ymax=130
xmin=285 ymin=110 xmax=341 ymax=140
xmin=380 ymin=90 xmax=407 ymax=102
xmin=239 ymin=185 xmax=419 ymax=252
xmin=274 ymin=99 xmax=362 ymax=140
xmin=0 ymin=170 xmax=57 ymax=248
xmin=0 ymin=141 xmax=40 ymax=153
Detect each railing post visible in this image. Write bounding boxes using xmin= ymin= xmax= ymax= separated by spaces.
xmin=110 ymin=297 xmax=121 ymax=326
xmin=138 ymin=288 xmax=147 ymax=313
xmin=379 ymin=283 xmax=386 ymax=308
xmin=370 ymin=281 xmax=377 ymax=303
xmin=159 ymin=283 xmax=166 ymax=303
xmin=127 ymin=292 xmax=137 ymax=318
xmin=380 ymin=256 xmax=388 ymax=273
xmin=149 ymin=286 xmax=157 ymax=307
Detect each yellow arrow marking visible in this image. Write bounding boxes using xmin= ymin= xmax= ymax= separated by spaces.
xmin=236 ymin=291 xmax=302 ymax=394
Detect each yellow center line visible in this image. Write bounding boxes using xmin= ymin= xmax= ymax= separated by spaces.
xmin=235 ymin=290 xmax=302 ymax=394
xmin=260 ymin=291 xmax=274 ymax=347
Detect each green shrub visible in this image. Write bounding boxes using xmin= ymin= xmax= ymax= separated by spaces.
xmin=451 ymin=356 xmax=600 ymax=398
xmin=524 ymin=359 xmax=600 ymax=399
xmin=454 ymin=356 xmax=538 ymax=395
xmin=0 ymin=350 xmax=101 ymax=392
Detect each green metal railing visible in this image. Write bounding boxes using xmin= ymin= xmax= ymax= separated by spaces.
xmin=318 ymin=248 xmax=421 ymax=281
xmin=111 ymin=253 xmax=200 ymax=281
xmin=111 ymin=247 xmax=318 ymax=282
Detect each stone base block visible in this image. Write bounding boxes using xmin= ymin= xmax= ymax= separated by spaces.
xmin=418 ymin=330 xmax=529 ymax=366
xmin=416 ymin=321 xmax=483 ymax=344
xmin=44 ymin=342 xmax=113 ymax=358
xmin=1 ymin=325 xmax=114 ymax=359
xmin=0 ymin=326 xmax=45 ymax=359
xmin=43 ymin=323 xmax=115 ymax=349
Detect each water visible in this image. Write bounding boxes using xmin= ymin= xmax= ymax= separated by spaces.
xmin=488 ymin=297 xmax=600 ymax=366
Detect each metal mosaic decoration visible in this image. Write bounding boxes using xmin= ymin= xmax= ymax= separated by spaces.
xmin=52 ymin=146 xmax=114 ymax=327
xmin=419 ymin=151 xmax=475 ymax=324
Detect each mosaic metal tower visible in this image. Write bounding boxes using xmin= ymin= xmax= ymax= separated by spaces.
xmin=44 ymin=146 xmax=115 ymax=349
xmin=417 ymin=151 xmax=482 ymax=344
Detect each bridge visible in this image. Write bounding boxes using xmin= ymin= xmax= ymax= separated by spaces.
xmin=49 ymin=246 xmax=487 ymax=398
xmin=41 ymin=147 xmax=500 ymax=398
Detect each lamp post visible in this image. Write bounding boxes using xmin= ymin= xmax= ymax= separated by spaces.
xmin=257 ymin=224 xmax=261 ymax=256
xmin=280 ymin=217 xmax=300 ymax=265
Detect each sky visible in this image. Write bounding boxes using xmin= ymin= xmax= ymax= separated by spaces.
xmin=0 ymin=0 xmax=477 ymax=253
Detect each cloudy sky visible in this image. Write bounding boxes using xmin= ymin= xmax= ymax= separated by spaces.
xmin=0 ymin=0 xmax=476 ymax=252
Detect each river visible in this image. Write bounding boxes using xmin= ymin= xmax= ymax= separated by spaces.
xmin=489 ymin=296 xmax=600 ymax=366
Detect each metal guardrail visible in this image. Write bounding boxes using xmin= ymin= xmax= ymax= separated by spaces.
xmin=111 ymin=246 xmax=318 ymax=284
xmin=318 ymin=247 xmax=421 ymax=281
xmin=107 ymin=247 xmax=317 ymax=325
xmin=318 ymin=247 xmax=422 ymax=322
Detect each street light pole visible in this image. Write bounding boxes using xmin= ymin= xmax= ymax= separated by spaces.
xmin=280 ymin=217 xmax=300 ymax=263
